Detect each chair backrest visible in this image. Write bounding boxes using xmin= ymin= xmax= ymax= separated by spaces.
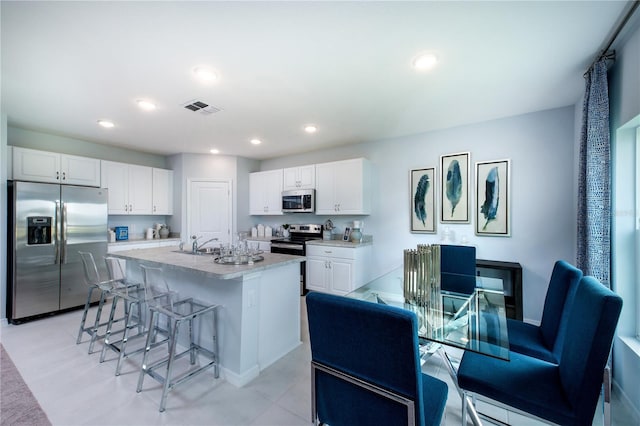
xmin=78 ymin=251 xmax=112 ymax=290
xmin=104 ymin=256 xmax=125 ymax=281
xmin=139 ymin=265 xmax=175 ymax=311
xmin=440 ymin=244 xmax=476 ymax=294
xmin=306 ymin=291 xmax=429 ymax=426
xmin=558 ymin=276 xmax=622 ymax=424
xmin=539 ymin=260 xmax=582 ymax=353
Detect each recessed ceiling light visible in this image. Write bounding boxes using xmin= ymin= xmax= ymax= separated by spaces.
xmin=136 ymin=99 xmax=156 ymax=111
xmin=97 ymin=120 xmax=114 ymax=128
xmin=210 ymin=148 xmax=220 ymax=154
xmin=304 ymin=125 xmax=318 ymax=134
xmin=412 ymin=53 xmax=439 ymax=71
xmin=250 ymin=138 xmax=262 ymax=145
xmin=194 ymin=67 xmax=218 ymax=82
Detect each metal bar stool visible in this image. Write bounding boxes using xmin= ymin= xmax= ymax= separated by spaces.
xmin=100 ymin=257 xmax=147 ymax=375
xmin=77 ymin=251 xmax=119 ymax=354
xmin=136 ymin=265 xmax=220 ymax=412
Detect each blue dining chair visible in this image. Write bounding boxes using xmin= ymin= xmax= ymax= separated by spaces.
xmin=506 ymin=260 xmax=583 ymax=363
xmin=306 ymin=291 xmax=449 ymax=426
xmin=440 ymin=244 xmax=476 ymax=295
xmin=457 ymin=275 xmax=623 ymax=426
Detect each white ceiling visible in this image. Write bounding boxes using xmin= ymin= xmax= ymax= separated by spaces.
xmin=0 ymin=1 xmax=631 ymax=160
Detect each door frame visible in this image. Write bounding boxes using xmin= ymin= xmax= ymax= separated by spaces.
xmin=186 ymin=178 xmax=234 ymax=245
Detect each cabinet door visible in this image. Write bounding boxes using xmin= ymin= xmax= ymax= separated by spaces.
xmin=329 ymin=259 xmax=354 ymax=295
xmin=282 ymin=168 xmax=299 ymax=191
xmin=60 ymin=154 xmax=101 ymax=187
xmin=250 ymin=170 xmax=283 ymax=215
xmin=298 ymin=165 xmax=316 ymax=189
xmin=152 ymin=168 xmax=173 ymax=215
xmin=333 ymin=159 xmax=364 ymax=213
xmin=101 ymin=161 xmax=129 ymax=214
xmin=283 ymin=165 xmax=315 ymax=190
xmin=264 ymin=169 xmax=283 ymax=214
xmin=12 ymin=147 xmax=60 ymax=183
xmin=128 ymin=165 xmax=153 ymax=215
xmin=306 ymin=257 xmax=328 ymax=292
xmin=315 ymin=162 xmax=337 ymax=214
xmin=249 ymin=172 xmax=266 ymax=214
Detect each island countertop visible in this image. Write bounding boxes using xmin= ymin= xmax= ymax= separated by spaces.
xmin=109 ymin=246 xmax=305 ymax=280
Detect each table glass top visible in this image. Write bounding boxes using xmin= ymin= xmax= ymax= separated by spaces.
xmin=346 ymin=266 xmax=510 ymax=360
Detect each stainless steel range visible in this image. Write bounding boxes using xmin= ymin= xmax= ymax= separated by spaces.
xmin=270 ymin=224 xmax=323 ymax=295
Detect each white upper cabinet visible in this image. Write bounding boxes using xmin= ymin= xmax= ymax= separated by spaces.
xmin=152 ymin=168 xmax=173 ymax=215
xmin=283 ymin=164 xmax=315 ymax=190
xmin=315 ymin=158 xmax=371 ymax=215
xmin=101 ymin=161 xmax=153 ymax=215
xmin=13 ymin=147 xmax=101 ymax=187
xmin=250 ymin=169 xmax=283 ymax=215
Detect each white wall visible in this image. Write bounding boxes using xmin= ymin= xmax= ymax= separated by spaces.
xmin=260 ymin=106 xmax=577 ymax=323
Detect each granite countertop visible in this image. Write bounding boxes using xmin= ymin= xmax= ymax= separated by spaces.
xmin=306 ymin=235 xmax=373 ymax=248
xmin=109 ymin=246 xmax=305 ymax=280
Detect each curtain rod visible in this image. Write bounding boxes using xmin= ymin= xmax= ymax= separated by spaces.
xmin=584 ymin=0 xmax=640 ymax=76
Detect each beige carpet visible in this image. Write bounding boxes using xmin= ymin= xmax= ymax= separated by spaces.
xmin=0 ymin=344 xmax=51 ymax=426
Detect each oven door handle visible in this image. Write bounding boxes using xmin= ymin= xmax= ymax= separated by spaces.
xmin=271 ymin=243 xmax=304 ymax=251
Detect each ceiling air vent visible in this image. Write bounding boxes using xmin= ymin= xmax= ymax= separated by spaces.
xmin=181 ymin=99 xmax=222 ymax=115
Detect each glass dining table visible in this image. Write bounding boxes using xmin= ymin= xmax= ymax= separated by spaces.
xmin=346 ymin=265 xmax=510 ymax=426
xmin=346 ymin=266 xmax=510 ymax=360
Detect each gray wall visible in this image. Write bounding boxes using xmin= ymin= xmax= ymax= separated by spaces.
xmin=8 ymin=126 xmax=167 ymax=168
xmin=260 ymin=106 xmax=578 ymax=324
xmin=166 ymin=153 xmax=259 ymax=243
xmin=609 ymin=14 xmax=640 ymax=418
xmin=1 ymin=115 xmax=7 ymax=320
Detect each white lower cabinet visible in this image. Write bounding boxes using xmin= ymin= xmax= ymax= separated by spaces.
xmin=305 ymin=244 xmax=371 ymax=295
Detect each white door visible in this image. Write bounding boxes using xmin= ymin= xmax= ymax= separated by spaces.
xmin=188 ymin=180 xmax=231 ymax=246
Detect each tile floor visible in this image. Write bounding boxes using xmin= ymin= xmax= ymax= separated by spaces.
xmin=1 ymin=297 xmax=638 ymax=426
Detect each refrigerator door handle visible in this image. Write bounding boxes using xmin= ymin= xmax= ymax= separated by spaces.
xmin=61 ymin=202 xmax=68 ymax=264
xmin=55 ymin=200 xmax=61 ymax=264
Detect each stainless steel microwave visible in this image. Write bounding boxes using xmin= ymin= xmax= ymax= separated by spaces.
xmin=282 ymin=189 xmax=315 ymax=213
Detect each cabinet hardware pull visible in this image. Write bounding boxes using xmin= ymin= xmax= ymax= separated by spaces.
xmin=62 ymin=172 xmax=66 ymax=180
xmin=56 ymin=171 xmax=60 ymax=180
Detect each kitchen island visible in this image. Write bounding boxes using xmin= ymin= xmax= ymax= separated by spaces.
xmin=110 ymin=246 xmax=305 ymax=387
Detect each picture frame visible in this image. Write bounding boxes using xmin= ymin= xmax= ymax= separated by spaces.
xmin=440 ymin=152 xmax=470 ymax=223
xmin=410 ymin=167 xmax=436 ymax=233
xmin=475 ymin=159 xmax=510 ymax=236
xmin=343 ymin=227 xmax=352 ymax=241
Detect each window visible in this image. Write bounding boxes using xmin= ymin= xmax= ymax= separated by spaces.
xmin=613 ymin=115 xmax=640 ymax=340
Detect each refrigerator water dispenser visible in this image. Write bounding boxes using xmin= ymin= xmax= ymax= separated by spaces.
xmin=27 ymin=216 xmax=52 ymax=245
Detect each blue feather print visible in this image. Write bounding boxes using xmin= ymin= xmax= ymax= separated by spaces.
xmin=414 ymin=174 xmax=430 ymax=226
xmin=446 ymin=160 xmax=462 ymax=216
xmin=480 ymin=166 xmax=499 ymax=230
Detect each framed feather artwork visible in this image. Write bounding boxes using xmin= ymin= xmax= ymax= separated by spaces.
xmin=475 ymin=159 xmax=510 ymax=236
xmin=440 ymin=152 xmax=470 ymax=223
xmin=410 ymin=167 xmax=436 ymax=233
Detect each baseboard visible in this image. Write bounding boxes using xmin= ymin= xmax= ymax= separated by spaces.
xmin=613 ymin=379 xmax=640 ymax=423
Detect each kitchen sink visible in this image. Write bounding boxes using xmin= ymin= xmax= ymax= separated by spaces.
xmin=173 ymin=247 xmax=221 ymax=256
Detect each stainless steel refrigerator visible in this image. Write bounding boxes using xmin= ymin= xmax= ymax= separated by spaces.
xmin=8 ymin=181 xmax=108 ymax=323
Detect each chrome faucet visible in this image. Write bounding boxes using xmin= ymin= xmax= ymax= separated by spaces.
xmin=191 ymin=235 xmax=218 ymax=253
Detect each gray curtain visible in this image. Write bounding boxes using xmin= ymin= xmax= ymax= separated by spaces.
xmin=577 ymin=59 xmax=611 ymax=287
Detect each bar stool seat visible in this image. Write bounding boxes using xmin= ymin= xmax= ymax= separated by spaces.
xmin=100 ymin=257 xmax=148 ymax=375
xmin=137 ymin=265 xmax=220 ymax=412
xmin=77 ymin=251 xmax=122 ymax=354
